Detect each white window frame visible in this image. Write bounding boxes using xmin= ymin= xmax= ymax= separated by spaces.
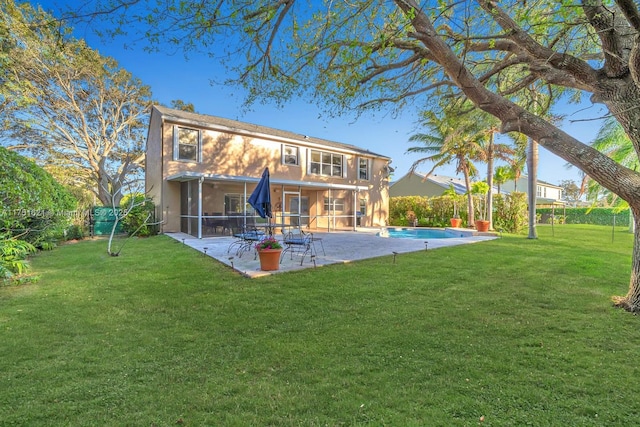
xmin=359 ymin=198 xmax=367 ymax=215
xmin=358 ymin=157 xmax=371 ymax=180
xmin=173 ymin=125 xmax=201 ymax=162
xmin=282 ymin=144 xmax=299 ymax=166
xmin=309 ymin=149 xmax=344 ymax=177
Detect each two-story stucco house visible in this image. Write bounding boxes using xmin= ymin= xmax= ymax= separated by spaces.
xmin=145 ymin=105 xmax=392 ymax=238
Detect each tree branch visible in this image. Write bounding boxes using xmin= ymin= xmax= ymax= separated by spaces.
xmin=477 ymin=0 xmax=599 ymax=87
xmin=616 ymin=0 xmax=640 ymax=33
xmin=582 ymin=0 xmax=635 ymax=78
xmin=356 ymin=81 xmax=454 ymax=108
xmin=359 ymin=53 xmax=423 ymax=84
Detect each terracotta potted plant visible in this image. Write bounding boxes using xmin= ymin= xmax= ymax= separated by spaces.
xmin=255 ymin=237 xmax=283 ymax=271
xmin=471 ymin=181 xmax=490 ymax=232
xmin=406 ymin=210 xmax=418 ymax=227
xmin=444 ymin=185 xmax=462 ymax=227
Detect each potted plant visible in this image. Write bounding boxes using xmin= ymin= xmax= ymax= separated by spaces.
xmin=255 ymin=237 xmax=283 ymax=271
xmin=443 ymin=185 xmax=462 ymax=227
xmin=406 ymin=210 xmax=418 ymax=227
xmin=471 ymin=181 xmax=490 ymax=232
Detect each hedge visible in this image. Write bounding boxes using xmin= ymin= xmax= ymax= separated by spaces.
xmin=0 ymin=147 xmax=77 ymax=245
xmin=389 ymin=192 xmax=528 ymax=233
xmin=536 ymin=207 xmax=631 ymax=226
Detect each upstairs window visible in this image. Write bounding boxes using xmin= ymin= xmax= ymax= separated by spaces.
xmin=310 ymin=150 xmax=343 ymax=177
xmin=174 ymin=126 xmax=200 ymax=162
xmin=358 ymin=158 xmax=371 ymax=180
xmin=282 ymin=144 xmax=299 ymax=165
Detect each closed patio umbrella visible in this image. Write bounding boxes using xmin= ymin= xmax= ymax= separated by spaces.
xmin=248 ymin=167 xmax=272 ymax=219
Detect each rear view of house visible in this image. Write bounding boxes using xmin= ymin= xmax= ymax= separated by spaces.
xmin=145 ymin=105 xmax=392 ymax=238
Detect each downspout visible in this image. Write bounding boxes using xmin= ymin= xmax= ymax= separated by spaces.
xmin=197 ymin=176 xmax=204 ymax=239
xmin=243 ymin=182 xmax=247 ymax=230
xmin=353 ymin=190 xmax=358 ymax=231
xmin=328 ymin=189 xmax=332 ymax=232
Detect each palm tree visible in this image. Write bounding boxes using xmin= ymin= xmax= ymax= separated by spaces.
xmin=407 ymin=109 xmax=486 ymax=227
xmin=580 ymin=116 xmax=637 ymax=232
xmin=493 ymin=165 xmax=513 ymax=194
xmin=474 ymin=121 xmax=515 ymax=230
xmin=509 ymin=143 xmax=527 ymax=192
xmin=526 ymin=136 xmax=539 ymax=239
xmin=583 ymin=117 xmax=637 ymax=205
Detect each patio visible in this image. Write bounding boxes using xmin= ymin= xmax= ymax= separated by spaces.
xmin=168 ymin=228 xmax=498 ymax=278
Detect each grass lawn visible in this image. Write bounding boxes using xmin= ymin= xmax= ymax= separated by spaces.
xmin=1 ymin=224 xmax=640 ymax=426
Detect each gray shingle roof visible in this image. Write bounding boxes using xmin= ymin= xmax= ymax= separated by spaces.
xmin=422 ymin=173 xmax=468 ymax=194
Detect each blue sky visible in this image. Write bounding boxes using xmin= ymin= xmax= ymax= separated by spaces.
xmin=33 ymin=0 xmax=607 ymax=186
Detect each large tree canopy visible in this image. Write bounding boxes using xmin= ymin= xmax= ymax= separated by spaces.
xmin=0 ymin=0 xmax=152 ymax=206
xmin=55 ymin=0 xmax=640 ymax=310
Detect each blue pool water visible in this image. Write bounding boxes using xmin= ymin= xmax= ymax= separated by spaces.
xmin=378 ymin=228 xmax=463 ymax=239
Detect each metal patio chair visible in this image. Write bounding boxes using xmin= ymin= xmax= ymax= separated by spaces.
xmin=280 ymin=227 xmax=314 ymax=266
xmin=227 ymin=226 xmax=265 ymax=258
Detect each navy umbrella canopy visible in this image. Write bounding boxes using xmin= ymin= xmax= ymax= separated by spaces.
xmin=248 ymin=167 xmax=272 ymax=219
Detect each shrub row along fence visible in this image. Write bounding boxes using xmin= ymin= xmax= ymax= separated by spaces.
xmin=391 ymin=195 xmax=632 ymax=232
xmin=389 ymin=193 xmax=528 ymax=233
xmin=536 ymin=207 xmax=631 ymax=227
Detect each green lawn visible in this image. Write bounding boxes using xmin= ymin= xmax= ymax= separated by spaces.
xmin=1 ymin=225 xmax=639 ymax=426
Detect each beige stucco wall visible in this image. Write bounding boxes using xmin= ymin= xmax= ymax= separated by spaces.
xmin=146 ymin=108 xmax=390 ymax=233
xmin=145 ymin=111 xmax=164 ymax=221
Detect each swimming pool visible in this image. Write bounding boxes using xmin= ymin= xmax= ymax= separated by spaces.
xmin=378 ymin=227 xmax=471 ymax=239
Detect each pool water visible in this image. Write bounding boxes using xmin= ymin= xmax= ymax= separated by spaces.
xmin=378 ymin=228 xmax=465 ymax=239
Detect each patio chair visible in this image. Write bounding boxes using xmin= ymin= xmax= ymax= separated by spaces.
xmin=227 ymin=226 xmax=265 ymax=258
xmin=210 ymin=212 xmax=225 ymax=234
xmin=280 ymin=227 xmax=314 ymax=266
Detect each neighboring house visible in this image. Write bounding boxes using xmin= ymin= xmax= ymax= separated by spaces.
xmin=389 ymin=171 xmax=468 ymax=197
xmin=500 ymin=176 xmax=564 ymax=206
xmin=391 ymin=171 xmax=563 ymax=207
xmin=145 ymin=105 xmax=392 ymax=238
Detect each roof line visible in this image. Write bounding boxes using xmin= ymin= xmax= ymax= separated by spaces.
xmin=152 ymin=105 xmax=391 ymax=160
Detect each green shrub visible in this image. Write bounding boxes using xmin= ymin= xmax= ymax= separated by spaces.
xmin=389 ymin=195 xmax=465 ymax=227
xmin=65 ymin=224 xmax=85 ymax=240
xmin=119 ymin=194 xmax=157 ymax=237
xmin=536 ymin=207 xmax=630 ymax=226
xmin=0 ymin=147 xmax=77 ymax=245
xmin=0 ymin=234 xmax=36 ymax=283
xmin=493 ymin=192 xmax=528 ymax=233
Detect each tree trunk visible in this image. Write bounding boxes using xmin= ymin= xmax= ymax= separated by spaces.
xmin=527 ymin=137 xmax=538 ymax=239
xmin=463 ymin=167 xmax=475 ymax=227
xmin=486 ymin=132 xmax=494 ymax=230
xmin=96 ymin=170 xmax=123 ymax=207
xmin=614 ymin=206 xmax=640 ymax=312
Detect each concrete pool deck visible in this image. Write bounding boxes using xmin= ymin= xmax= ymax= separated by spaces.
xmin=168 ymin=228 xmax=498 ymax=278
xmin=166 ymin=229 xmax=497 ymax=278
